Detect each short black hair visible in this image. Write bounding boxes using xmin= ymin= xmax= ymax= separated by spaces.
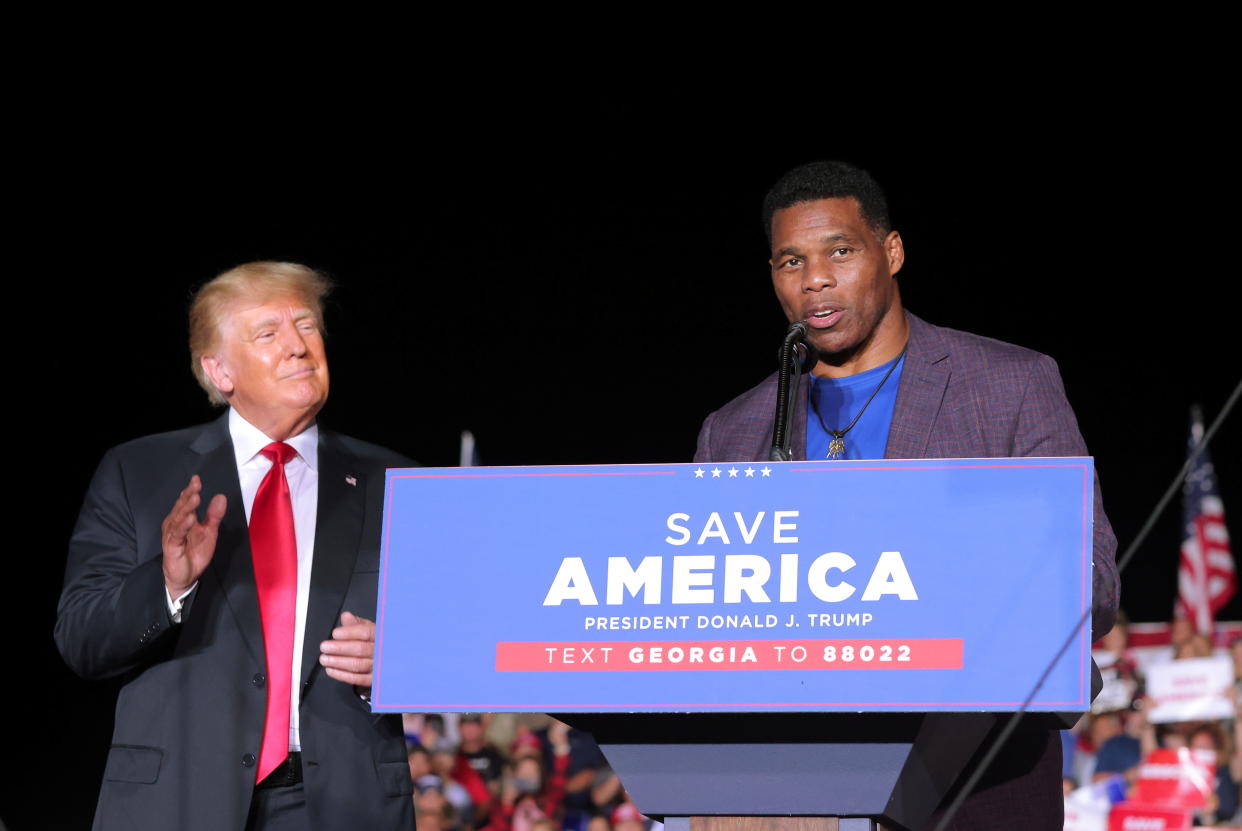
xmin=762 ymin=160 xmax=891 ymax=245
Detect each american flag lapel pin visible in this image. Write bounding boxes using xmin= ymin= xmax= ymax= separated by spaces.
xmin=345 ymin=475 xmax=357 ymax=487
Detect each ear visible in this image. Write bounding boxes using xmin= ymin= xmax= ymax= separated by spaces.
xmin=201 ymin=354 xmax=234 ymax=396
xmin=884 ymin=231 xmax=905 ymax=277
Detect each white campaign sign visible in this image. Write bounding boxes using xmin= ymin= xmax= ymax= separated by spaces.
xmin=1064 ymin=787 xmax=1109 ymax=831
xmin=1145 ymin=655 xmax=1235 ymax=724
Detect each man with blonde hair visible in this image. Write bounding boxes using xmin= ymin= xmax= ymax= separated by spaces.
xmin=56 ymin=262 xmax=416 ymax=830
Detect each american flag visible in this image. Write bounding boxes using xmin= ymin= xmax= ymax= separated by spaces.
xmin=1176 ymin=404 xmax=1235 ymax=634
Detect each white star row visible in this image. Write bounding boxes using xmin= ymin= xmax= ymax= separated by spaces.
xmin=692 ymin=466 xmax=772 ymax=479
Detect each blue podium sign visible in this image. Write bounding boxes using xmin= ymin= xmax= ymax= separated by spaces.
xmin=372 ymin=458 xmax=1093 ymax=713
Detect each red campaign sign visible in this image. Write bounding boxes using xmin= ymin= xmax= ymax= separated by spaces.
xmin=1107 ymin=802 xmax=1192 ymax=831
xmin=1134 ymin=748 xmax=1216 ymax=808
xmin=495 ymin=639 xmax=964 ymax=671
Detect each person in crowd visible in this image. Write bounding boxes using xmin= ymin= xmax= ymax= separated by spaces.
xmin=1190 ymin=722 xmax=1240 ymax=824
xmin=1072 ymin=712 xmax=1125 ymax=786
xmin=408 ymin=713 xmax=456 ymax=751
xmin=546 ymin=720 xmax=606 ymax=821
xmin=451 ymin=714 xmax=507 ymax=824
xmin=511 ymin=732 xmax=544 ymax=763
xmin=590 ymin=767 xmax=626 ymax=820
xmin=483 ymin=743 xmax=570 ymax=831
xmin=1170 ymin=618 xmax=1196 ymax=652
xmin=430 ymin=747 xmax=477 ymax=829
xmin=458 ymin=715 xmax=508 ymax=788
xmin=610 ymin=802 xmax=647 ymax=831
xmin=411 ymin=746 xmax=435 ymax=780
xmin=1097 ymin=612 xmax=1138 ymax=682
xmin=415 ymin=776 xmax=463 ymax=831
xmin=1093 ymin=719 xmax=1143 ymax=784
xmin=1176 ymin=633 xmax=1216 ymax=660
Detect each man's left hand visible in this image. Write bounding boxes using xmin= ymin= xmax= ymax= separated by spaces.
xmin=320 ymin=610 xmax=375 ymax=691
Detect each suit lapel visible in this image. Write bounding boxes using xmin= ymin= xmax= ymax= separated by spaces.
xmin=885 ymin=313 xmax=952 ymax=460
xmin=189 ymin=413 xmax=266 ymax=666
xmin=300 ymin=429 xmax=367 ymax=690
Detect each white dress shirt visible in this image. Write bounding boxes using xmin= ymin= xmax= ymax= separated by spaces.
xmin=167 ymin=408 xmax=318 ymax=752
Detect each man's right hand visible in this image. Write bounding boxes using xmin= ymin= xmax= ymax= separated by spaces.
xmin=162 ymin=475 xmax=227 ymax=596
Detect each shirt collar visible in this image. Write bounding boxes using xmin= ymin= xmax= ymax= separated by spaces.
xmin=228 ymin=408 xmax=319 ymax=472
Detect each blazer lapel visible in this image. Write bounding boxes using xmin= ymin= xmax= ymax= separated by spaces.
xmin=189 ymin=413 xmax=266 ymax=666
xmin=300 ymin=429 xmax=367 ymax=690
xmin=885 ymin=313 xmax=952 ymax=460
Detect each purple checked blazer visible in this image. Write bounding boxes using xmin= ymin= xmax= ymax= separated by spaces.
xmin=694 ymin=311 xmax=1120 ymax=830
xmin=694 ymin=311 xmax=1119 ymax=640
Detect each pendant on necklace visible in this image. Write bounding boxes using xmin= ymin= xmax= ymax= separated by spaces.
xmin=827 ymin=436 xmax=846 ymax=459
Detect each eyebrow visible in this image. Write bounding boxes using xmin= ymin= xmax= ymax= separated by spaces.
xmin=248 ymin=315 xmax=282 ymax=331
xmin=773 ymin=233 xmax=864 ymax=258
xmin=244 ymin=309 xmax=316 ymax=336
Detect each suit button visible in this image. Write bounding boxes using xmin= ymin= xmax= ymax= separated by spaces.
xmin=252 ymin=673 xmax=265 ymax=688
xmin=242 ymin=753 xmax=256 ymax=768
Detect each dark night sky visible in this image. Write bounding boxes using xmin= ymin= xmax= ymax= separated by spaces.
xmin=9 ymin=98 xmax=1239 ymax=827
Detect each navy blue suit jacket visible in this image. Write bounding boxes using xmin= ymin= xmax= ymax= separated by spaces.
xmin=56 ymin=413 xmax=416 ymax=831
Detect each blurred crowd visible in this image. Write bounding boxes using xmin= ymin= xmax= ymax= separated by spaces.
xmin=402 ymin=713 xmax=650 ymax=831
xmin=1068 ymin=613 xmax=1242 ymax=826
xmin=401 ymin=615 xmax=1242 ymax=830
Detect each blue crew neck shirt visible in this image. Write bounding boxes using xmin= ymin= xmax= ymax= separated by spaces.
xmin=805 ymin=353 xmax=906 ymax=461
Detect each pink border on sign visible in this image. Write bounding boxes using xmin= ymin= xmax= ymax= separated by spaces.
xmin=496 ymin=638 xmax=964 ymax=671
xmin=1082 ymin=463 xmax=1090 ymax=702
xmin=374 ymin=699 xmax=1087 ymax=710
xmin=789 ymin=463 xmax=1088 ymax=471
xmin=375 ymin=460 xmax=1092 ymax=711
xmin=390 ymin=471 xmax=676 ymax=478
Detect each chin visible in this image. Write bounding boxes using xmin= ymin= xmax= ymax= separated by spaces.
xmin=285 ymin=388 xmax=327 ymax=413
xmin=809 ymin=332 xmax=856 ymax=357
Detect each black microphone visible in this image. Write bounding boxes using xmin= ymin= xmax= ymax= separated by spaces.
xmin=769 ymin=321 xmax=815 ymax=461
xmin=784 ymin=320 xmax=809 ymax=343
xmin=776 ymin=321 xmax=819 ymax=372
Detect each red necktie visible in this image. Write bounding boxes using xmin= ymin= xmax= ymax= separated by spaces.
xmin=250 ymin=441 xmax=298 ymax=784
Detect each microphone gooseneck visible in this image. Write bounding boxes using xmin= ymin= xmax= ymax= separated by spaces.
xmin=769 ymin=321 xmax=812 ymax=462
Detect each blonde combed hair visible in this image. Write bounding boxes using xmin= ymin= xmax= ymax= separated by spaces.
xmin=189 ymin=261 xmax=333 ymax=405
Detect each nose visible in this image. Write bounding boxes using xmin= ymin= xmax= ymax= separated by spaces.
xmin=279 ymin=323 xmax=309 ymax=357
xmin=802 ymin=258 xmax=836 ymax=292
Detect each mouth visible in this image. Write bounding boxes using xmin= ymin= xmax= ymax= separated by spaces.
xmin=805 ymin=306 xmax=844 ymax=329
xmin=281 ymin=366 xmax=316 ymax=380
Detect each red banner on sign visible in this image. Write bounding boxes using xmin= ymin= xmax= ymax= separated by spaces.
xmin=495 ymin=638 xmax=964 ymax=671
xmin=1134 ymin=748 xmax=1216 ymax=808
